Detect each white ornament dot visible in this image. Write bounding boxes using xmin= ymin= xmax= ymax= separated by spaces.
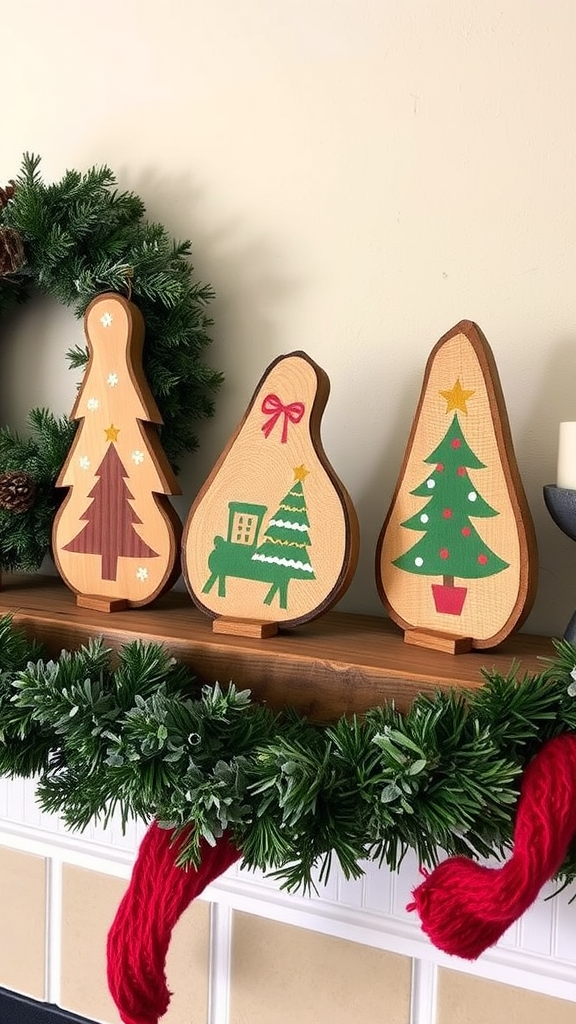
xmin=468 ymin=491 xmax=478 ymax=502
xmin=420 ymin=514 xmax=429 ymax=523
xmin=414 ymin=557 xmax=424 ymax=567
xmin=426 ymin=478 xmax=435 ymax=489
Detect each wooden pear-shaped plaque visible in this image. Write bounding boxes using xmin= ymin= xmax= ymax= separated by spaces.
xmin=182 ymin=351 xmax=359 ymax=636
xmin=376 ymin=321 xmax=538 ymax=652
xmin=53 ymin=293 xmax=182 ymax=611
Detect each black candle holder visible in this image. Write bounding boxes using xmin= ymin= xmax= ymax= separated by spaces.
xmin=543 ymin=484 xmax=576 ymax=641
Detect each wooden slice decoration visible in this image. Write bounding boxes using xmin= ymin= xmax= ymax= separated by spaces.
xmin=376 ymin=321 xmax=538 ymax=652
xmin=182 ymin=351 xmax=359 ymax=636
xmin=52 ymin=293 xmax=182 ymax=610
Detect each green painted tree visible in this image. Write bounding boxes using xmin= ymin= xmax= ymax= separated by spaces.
xmin=252 ymin=465 xmax=315 ymax=607
xmin=393 ymin=413 xmax=509 ymax=588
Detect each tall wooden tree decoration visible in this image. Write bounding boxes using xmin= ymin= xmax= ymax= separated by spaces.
xmin=183 ymin=351 xmax=359 ymax=637
xmin=53 ymin=293 xmax=182 ymax=610
xmin=376 ymin=321 xmax=538 ymax=653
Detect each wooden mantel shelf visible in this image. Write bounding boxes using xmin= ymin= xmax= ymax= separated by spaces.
xmin=0 ymin=574 xmax=555 ymax=721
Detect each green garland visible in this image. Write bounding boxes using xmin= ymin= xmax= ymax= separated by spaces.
xmin=0 ymin=153 xmax=222 ymax=571
xmin=1 ymin=614 xmax=575 ymax=893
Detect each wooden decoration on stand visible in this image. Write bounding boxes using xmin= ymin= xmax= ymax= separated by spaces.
xmin=182 ymin=351 xmax=359 ymax=637
xmin=376 ymin=321 xmax=538 ymax=652
xmin=52 ymin=293 xmax=182 ymax=610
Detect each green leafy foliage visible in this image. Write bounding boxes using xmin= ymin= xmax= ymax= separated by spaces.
xmin=1 ymin=617 xmax=576 ymax=894
xmin=0 ymin=409 xmax=76 ymax=570
xmin=0 ymin=153 xmax=223 ymax=570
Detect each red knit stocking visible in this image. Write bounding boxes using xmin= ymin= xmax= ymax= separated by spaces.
xmin=408 ymin=733 xmax=576 ymax=959
xmin=107 ymin=822 xmax=240 ymax=1024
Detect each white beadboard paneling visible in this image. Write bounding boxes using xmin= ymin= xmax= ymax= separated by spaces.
xmin=552 ymin=882 xmax=576 ymax=961
xmin=363 ymin=856 xmax=394 ymax=915
xmin=518 ymin=882 xmax=556 ymax=956
xmin=389 ymin=850 xmax=421 ymax=921
xmin=335 ymin=871 xmax=365 ymax=908
xmin=0 ymin=778 xmax=145 ymax=852
xmin=0 ymin=777 xmax=60 ymax=832
xmin=3 ymin=777 xmax=26 ymax=822
xmin=309 ymin=860 xmax=340 ymax=903
xmin=495 ymin=919 xmax=521 ymax=951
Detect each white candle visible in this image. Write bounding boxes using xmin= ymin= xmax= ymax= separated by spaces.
xmin=557 ymin=422 xmax=576 ymax=489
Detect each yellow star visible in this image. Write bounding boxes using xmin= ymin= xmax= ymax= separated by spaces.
xmin=105 ymin=424 xmax=120 ymax=442
xmin=439 ymin=379 xmax=475 ymax=414
xmin=293 ymin=464 xmax=310 ymax=482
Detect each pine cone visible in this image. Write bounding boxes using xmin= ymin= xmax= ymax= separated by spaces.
xmin=0 ymin=471 xmax=37 ymax=513
xmin=0 ymin=226 xmax=25 ymax=276
xmin=0 ymin=179 xmax=16 ymax=211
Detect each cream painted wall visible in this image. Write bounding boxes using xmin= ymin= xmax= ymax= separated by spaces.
xmin=2 ymin=0 xmax=576 ymax=635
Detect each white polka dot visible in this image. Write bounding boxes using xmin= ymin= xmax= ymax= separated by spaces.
xmin=468 ymin=491 xmax=477 ymax=502
xmin=420 ymin=514 xmax=429 ymax=523
xmin=415 ymin=557 xmax=424 ymax=567
xmin=427 ymin=478 xmax=435 ymax=489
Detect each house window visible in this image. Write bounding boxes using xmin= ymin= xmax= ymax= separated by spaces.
xmin=232 ymin=512 xmax=259 ymax=546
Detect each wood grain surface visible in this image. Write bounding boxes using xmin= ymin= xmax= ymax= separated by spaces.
xmin=0 ymin=575 xmax=554 ymax=721
xmin=377 ymin=321 xmax=538 ymax=649
xmin=53 ymin=293 xmax=182 ymax=607
xmin=183 ymin=351 xmax=359 ymax=629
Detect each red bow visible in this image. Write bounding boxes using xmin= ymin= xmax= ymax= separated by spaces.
xmin=261 ymin=393 xmax=305 ymax=443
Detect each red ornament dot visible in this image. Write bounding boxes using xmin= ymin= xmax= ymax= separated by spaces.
xmin=442 ymin=508 xmax=452 ymax=519
xmin=440 ymin=548 xmax=449 ymax=560
xmin=461 ymin=527 xmax=471 ymax=537
xmin=436 ymin=463 xmax=444 ymax=472
xmin=451 ymin=438 xmax=461 ymax=449
xmin=457 ymin=466 xmax=466 ymax=476
xmin=478 ymin=553 xmax=488 ymax=565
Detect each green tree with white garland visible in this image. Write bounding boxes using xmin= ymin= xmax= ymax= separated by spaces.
xmin=252 ymin=465 xmax=316 ymax=607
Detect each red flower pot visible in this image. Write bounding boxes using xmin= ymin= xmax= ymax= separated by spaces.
xmin=432 ymin=583 xmax=468 ymax=616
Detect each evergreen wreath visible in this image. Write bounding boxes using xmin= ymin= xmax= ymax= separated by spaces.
xmin=1 ymin=612 xmax=576 ymax=895
xmin=0 ymin=153 xmax=222 ymax=572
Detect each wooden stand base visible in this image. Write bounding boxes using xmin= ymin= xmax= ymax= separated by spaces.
xmin=212 ymin=616 xmax=279 ymax=639
xmin=404 ymin=628 xmax=473 ymax=655
xmin=76 ymin=594 xmax=129 ymax=613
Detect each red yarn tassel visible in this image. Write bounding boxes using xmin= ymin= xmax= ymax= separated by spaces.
xmin=408 ymin=733 xmax=576 ymax=959
xmin=107 ymin=822 xmax=240 ymax=1024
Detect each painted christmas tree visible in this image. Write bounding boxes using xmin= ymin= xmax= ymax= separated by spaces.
xmin=378 ymin=325 xmax=538 ymax=651
xmin=62 ymin=438 xmax=159 ymax=581
xmin=53 ymin=293 xmax=181 ymax=608
xmin=252 ymin=464 xmax=315 ymax=606
xmin=393 ymin=388 xmax=509 ymax=616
